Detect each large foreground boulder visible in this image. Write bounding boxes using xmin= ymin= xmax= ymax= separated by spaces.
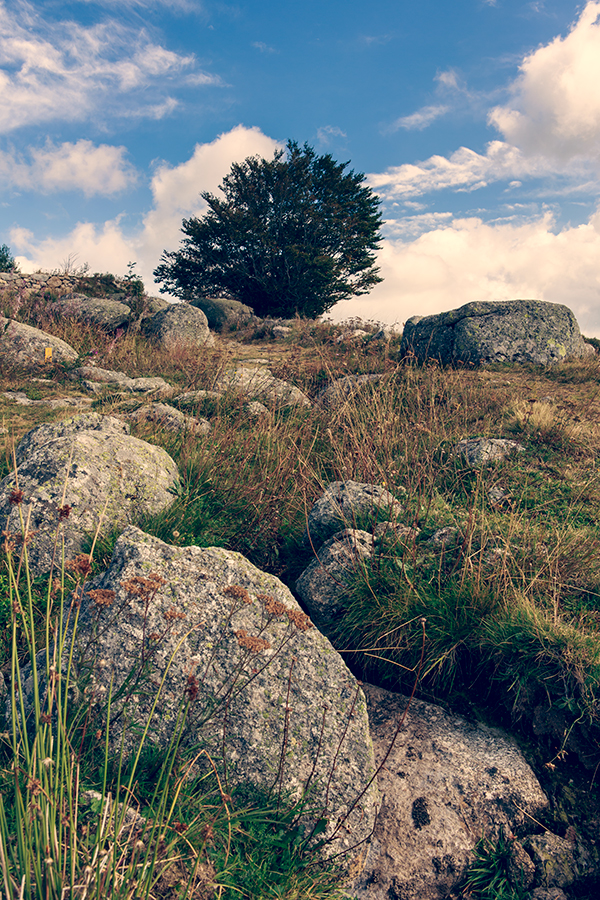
xmin=400 ymin=300 xmax=593 ymax=367
xmin=0 ymin=414 xmax=179 ymax=577
xmin=0 ymin=317 xmax=78 ymax=368
xmin=353 ymin=684 xmax=549 ymax=900
xmin=71 ymin=526 xmax=379 ymax=854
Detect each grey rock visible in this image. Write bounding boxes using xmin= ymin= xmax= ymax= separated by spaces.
xmin=353 ymin=684 xmax=549 ymax=900
xmin=214 ymin=366 xmax=311 ymax=408
xmin=50 ymin=294 xmax=131 ymax=330
xmin=73 ymin=366 xmax=174 ymax=398
xmin=175 ymin=390 xmax=222 ymax=406
xmin=0 ymin=413 xmax=179 ymax=577
xmin=303 ymin=480 xmax=405 ymax=550
xmin=455 ymin=438 xmax=525 ymax=467
xmin=507 ymin=839 xmax=537 ymax=890
xmin=141 ymin=296 xmax=170 ymax=317
xmin=400 ymin=299 xmax=594 ymax=367
xmin=296 ymin=529 xmax=375 ymax=635
xmin=142 ymin=303 xmax=214 ymax=349
xmin=71 ymin=526 xmax=379 ymax=855
xmin=524 ymin=833 xmax=580 ymax=889
xmin=272 ymin=325 xmax=292 ymax=339
xmin=0 ymin=317 xmax=78 ymax=368
xmin=428 ymin=527 xmax=460 ymax=548
xmin=531 ymin=889 xmax=568 ymax=900
xmin=335 ymin=328 xmax=369 ymax=343
xmin=315 ymin=374 xmax=384 ymax=409
xmin=190 ymin=296 xmax=256 ymax=331
xmin=126 ymin=402 xmax=210 ymax=434
xmin=1 ymin=392 xmax=91 ymax=410
xmin=245 ymin=400 xmax=270 ymax=417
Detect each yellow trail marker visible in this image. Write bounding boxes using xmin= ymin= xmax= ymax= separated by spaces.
xmin=45 ymin=347 xmax=52 ymax=363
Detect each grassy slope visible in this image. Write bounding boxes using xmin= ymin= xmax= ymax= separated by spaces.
xmin=1 ymin=296 xmax=600 ymax=897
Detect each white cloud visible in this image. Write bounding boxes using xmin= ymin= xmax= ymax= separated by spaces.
xmin=0 ymin=140 xmax=137 ymax=196
xmin=316 ymin=125 xmax=347 ymax=145
xmin=383 ymin=212 xmax=453 ymax=238
xmin=368 ymin=141 xmax=553 ymax=199
xmin=11 ymin=126 xmax=281 ymax=291
xmin=489 ymin=1 xmax=600 ymax=163
xmin=0 ymin=0 xmax=219 ymax=132
xmin=329 ymin=208 xmax=600 ymax=335
xmin=389 ymin=104 xmax=449 ymax=132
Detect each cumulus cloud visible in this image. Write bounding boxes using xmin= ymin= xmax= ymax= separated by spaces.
xmin=0 ymin=140 xmax=137 ymax=196
xmin=0 ymin=0 xmax=220 ymax=132
xmin=328 ymin=207 xmax=600 ymax=335
xmin=489 ymin=1 xmax=600 ymax=162
xmin=12 ymin=126 xmax=281 ymax=290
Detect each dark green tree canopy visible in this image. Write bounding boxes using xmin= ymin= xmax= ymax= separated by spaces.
xmin=0 ymin=244 xmax=17 ymax=273
xmin=153 ymin=141 xmax=383 ymax=318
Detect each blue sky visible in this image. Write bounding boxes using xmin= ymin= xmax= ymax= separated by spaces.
xmin=1 ymin=0 xmax=600 ymax=331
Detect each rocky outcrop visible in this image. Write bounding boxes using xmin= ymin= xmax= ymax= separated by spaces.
xmin=70 ymin=526 xmax=379 ymax=855
xmin=0 ymin=317 xmax=78 ymax=369
xmin=303 ymin=480 xmax=405 ymax=550
xmin=214 ymin=366 xmax=311 ymax=408
xmin=400 ymin=299 xmax=594 ymax=367
xmin=0 ymin=414 xmax=179 ymax=577
xmin=353 ymin=684 xmax=550 ymax=900
xmin=48 ymin=294 xmax=131 ymax=330
xmin=142 ymin=303 xmax=214 ymax=349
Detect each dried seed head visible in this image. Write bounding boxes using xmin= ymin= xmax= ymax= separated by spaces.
xmin=286 ymin=608 xmax=313 ymax=632
xmin=235 ymin=629 xmax=271 ymax=653
xmin=87 ymin=588 xmax=116 ymax=608
xmin=121 ymin=572 xmax=166 ymax=602
xmin=223 ymin=584 xmax=252 ymax=604
xmin=9 ymin=488 xmax=24 ymax=506
xmin=58 ymin=504 xmax=72 ymax=520
xmin=258 ymin=594 xmax=287 ymax=617
xmin=184 ymin=674 xmax=199 ymax=702
xmin=65 ymin=555 xmax=92 ymax=577
xmin=164 ymin=606 xmax=186 ymax=622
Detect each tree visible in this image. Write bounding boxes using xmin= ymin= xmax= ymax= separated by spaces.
xmin=153 ymin=141 xmax=383 ymax=319
xmin=0 ymin=244 xmax=17 ymax=273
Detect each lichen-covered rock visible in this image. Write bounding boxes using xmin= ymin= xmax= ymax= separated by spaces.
xmin=191 ymin=296 xmax=256 ymax=331
xmin=296 ymin=529 xmax=374 ymax=635
xmin=303 ymin=480 xmax=405 ymax=550
xmin=142 ymin=303 xmax=214 ymax=349
xmin=214 ymin=366 xmax=311 ymax=408
xmin=0 ymin=317 xmax=78 ymax=368
xmin=126 ymin=402 xmax=210 ymax=434
xmin=524 ymin=831 xmax=595 ymax=890
xmin=0 ymin=414 xmax=179 ymax=577
xmin=50 ymin=294 xmax=131 ymax=330
xmin=455 ymin=437 xmax=525 ymax=467
xmin=71 ymin=526 xmax=379 ymax=854
xmin=315 ymin=374 xmax=384 ymax=409
xmin=400 ymin=300 xmax=594 ymax=367
xmin=353 ymin=684 xmax=549 ymax=900
xmin=72 ymin=366 xmax=174 ymax=398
